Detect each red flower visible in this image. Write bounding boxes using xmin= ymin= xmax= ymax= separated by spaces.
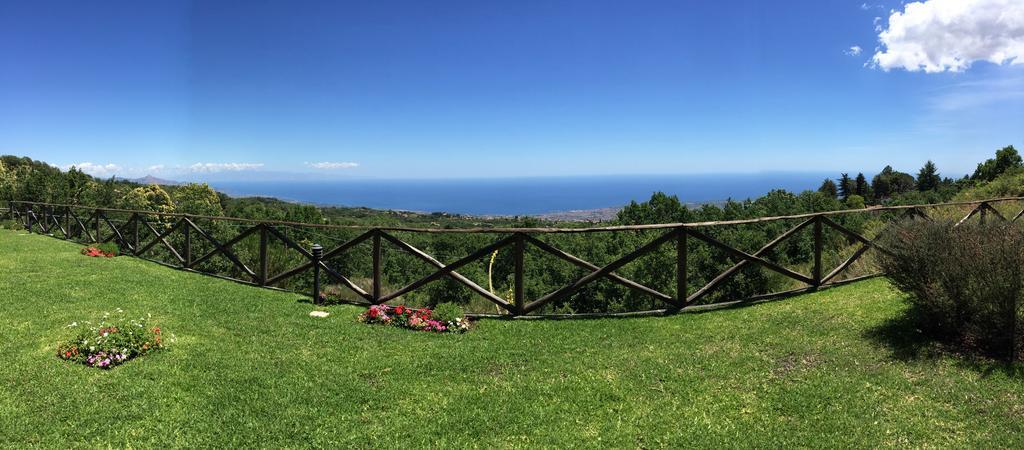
xmin=368 ymin=308 xmax=379 ymax=318
xmin=395 ymin=305 xmax=406 ymax=315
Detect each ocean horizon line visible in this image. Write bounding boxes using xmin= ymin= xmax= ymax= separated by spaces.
xmin=206 ymin=172 xmax=836 ymax=217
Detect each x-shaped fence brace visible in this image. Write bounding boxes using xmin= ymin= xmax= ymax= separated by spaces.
xmin=4 ymin=199 xmax=1022 ymax=316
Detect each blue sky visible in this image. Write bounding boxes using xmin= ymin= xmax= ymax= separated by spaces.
xmin=0 ymin=0 xmax=1021 ymax=180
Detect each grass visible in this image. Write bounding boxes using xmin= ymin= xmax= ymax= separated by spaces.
xmin=1 ymin=229 xmax=1023 ymax=448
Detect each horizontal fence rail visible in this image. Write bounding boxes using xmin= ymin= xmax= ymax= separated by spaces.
xmin=4 ymin=197 xmax=1023 ymax=318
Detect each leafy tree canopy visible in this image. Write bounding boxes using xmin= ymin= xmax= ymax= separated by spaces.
xmin=172 ymin=183 xmax=224 ymax=217
xmin=917 ymin=161 xmax=941 ymax=192
xmin=972 ymin=145 xmax=1022 ymax=182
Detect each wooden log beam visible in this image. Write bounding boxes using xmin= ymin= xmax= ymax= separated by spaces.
xmin=379 ymin=231 xmax=514 ymax=311
xmin=137 ymin=219 xmax=186 ymax=263
xmin=686 ymin=228 xmax=815 ymax=286
xmin=524 ymin=230 xmax=678 ymax=314
xmin=264 ymin=230 xmax=373 ymax=286
xmin=819 ymin=216 xmax=894 ymax=257
xmin=184 ymin=218 xmax=257 ymax=280
xmin=379 ymin=234 xmax=516 ymax=303
xmin=686 ymin=218 xmax=816 ymax=304
xmin=523 ymin=234 xmax=676 ymax=306
xmin=820 ymin=244 xmax=871 ymax=285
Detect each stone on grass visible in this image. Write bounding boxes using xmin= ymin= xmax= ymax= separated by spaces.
xmin=309 ymin=311 xmax=330 ymax=318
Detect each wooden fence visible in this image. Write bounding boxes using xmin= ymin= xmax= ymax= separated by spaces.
xmin=4 ymin=197 xmax=1023 ymax=318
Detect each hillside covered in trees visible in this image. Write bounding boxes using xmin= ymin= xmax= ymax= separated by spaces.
xmin=2 ymin=146 xmax=1021 ymax=314
xmin=3 ymin=145 xmax=1021 ymax=229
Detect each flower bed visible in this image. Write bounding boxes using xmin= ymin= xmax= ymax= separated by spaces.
xmin=358 ymin=303 xmax=470 ymax=333
xmin=80 ymin=242 xmax=119 ymax=258
xmin=57 ymin=311 xmax=169 ymax=369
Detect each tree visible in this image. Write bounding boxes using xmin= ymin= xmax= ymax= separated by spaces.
xmin=845 ymin=194 xmax=865 ymax=209
xmin=972 ymin=145 xmax=1022 ymax=182
xmin=62 ymin=167 xmax=97 ymax=205
xmin=616 ymin=192 xmax=688 ymax=225
xmin=0 ymin=160 xmax=15 ymax=201
xmin=917 ymin=161 xmax=941 ymax=192
xmin=854 ymin=173 xmax=871 ymax=200
xmin=818 ymin=178 xmax=837 ymax=198
xmin=871 ymin=165 xmax=916 ymax=201
xmin=837 ymin=173 xmax=854 ymax=200
xmin=119 ymin=184 xmax=175 ymax=214
xmin=172 ymin=183 xmax=224 ymax=216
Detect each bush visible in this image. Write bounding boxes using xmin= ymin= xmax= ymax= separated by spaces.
xmin=431 ymin=302 xmax=465 ymax=323
xmin=57 ymin=310 xmax=169 ymax=369
xmin=95 ymin=242 xmax=119 ymax=256
xmin=0 ymin=219 xmax=20 ymax=230
xmin=878 ymin=220 xmax=1023 ymax=360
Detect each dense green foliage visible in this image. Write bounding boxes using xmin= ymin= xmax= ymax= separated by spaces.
xmin=431 ymin=302 xmax=466 ymax=323
xmin=879 ymin=221 xmax=1023 ymax=360
xmin=972 ymin=145 xmax=1022 ymax=182
xmin=2 ymin=230 xmax=1023 ymax=447
xmin=92 ymin=242 xmax=120 ymax=257
xmin=2 ymin=145 xmax=1022 ymax=314
xmin=871 ymin=165 xmax=916 ymax=201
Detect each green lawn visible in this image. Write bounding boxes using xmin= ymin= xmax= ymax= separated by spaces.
xmin=1 ymin=229 xmax=1023 ymax=448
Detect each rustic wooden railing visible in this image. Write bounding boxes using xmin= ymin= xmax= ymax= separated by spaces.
xmin=4 ymin=197 xmax=1023 ymax=318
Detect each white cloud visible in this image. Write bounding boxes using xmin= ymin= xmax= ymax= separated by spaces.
xmin=306 ymin=161 xmax=359 ymax=170
xmin=65 ymin=162 xmax=122 ymax=178
xmin=845 ymin=46 xmax=864 ymax=56
xmin=872 ymin=0 xmax=1024 ymax=73
xmin=187 ymin=162 xmax=264 ymax=173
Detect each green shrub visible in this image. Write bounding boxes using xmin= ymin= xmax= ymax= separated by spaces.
xmin=878 ymin=220 xmax=1023 ymax=360
xmin=0 ymin=219 xmax=19 ymax=230
xmin=432 ymin=302 xmax=465 ymax=323
xmin=95 ymin=242 xmax=120 ymax=256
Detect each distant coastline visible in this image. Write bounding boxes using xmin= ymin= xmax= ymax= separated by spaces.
xmin=206 ymin=172 xmax=830 ymax=217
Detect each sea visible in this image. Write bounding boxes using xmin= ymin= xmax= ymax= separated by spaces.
xmin=210 ymin=172 xmax=832 ymax=216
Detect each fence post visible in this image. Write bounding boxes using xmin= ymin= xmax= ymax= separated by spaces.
xmin=813 ymin=216 xmax=823 ymax=287
xmin=259 ymin=224 xmax=269 ymax=286
xmin=132 ymin=213 xmax=140 ymax=254
xmin=312 ymin=243 xmax=323 ymax=305
xmin=64 ymin=206 xmax=71 ymax=239
xmin=95 ymin=209 xmax=102 ymax=243
xmin=183 ymin=218 xmax=192 ymax=268
xmin=514 ymin=233 xmax=525 ymax=315
xmin=26 ymin=205 xmax=33 ymax=233
xmin=1012 ymin=294 xmax=1018 ymax=363
xmin=677 ymin=227 xmax=688 ymax=307
xmin=980 ymin=202 xmax=988 ymax=225
xmin=372 ymin=230 xmax=382 ymax=304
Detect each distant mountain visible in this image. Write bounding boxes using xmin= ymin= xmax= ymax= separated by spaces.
xmin=128 ymin=175 xmax=182 ymax=186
